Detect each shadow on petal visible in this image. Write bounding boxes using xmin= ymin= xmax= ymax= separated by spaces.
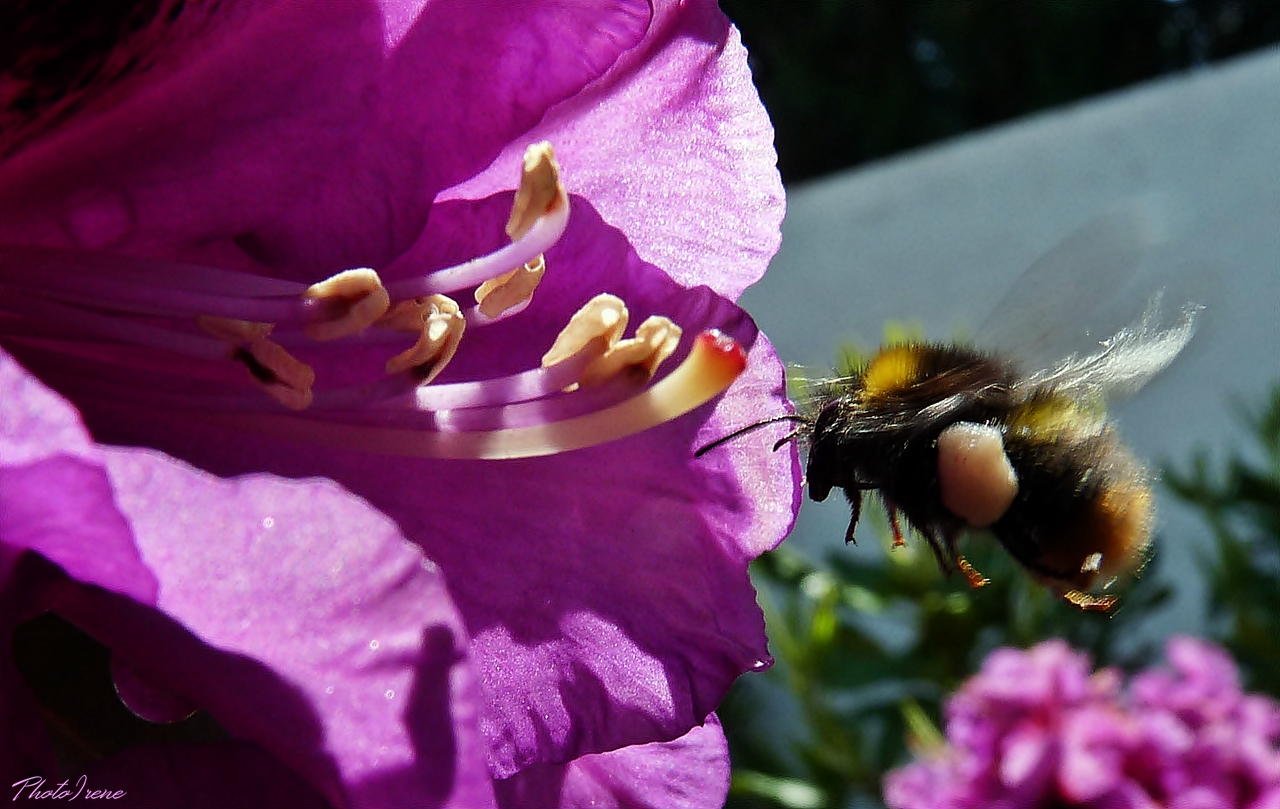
xmin=50 ymin=581 xmax=343 ymax=807
xmin=350 ymin=625 xmax=496 ymax=809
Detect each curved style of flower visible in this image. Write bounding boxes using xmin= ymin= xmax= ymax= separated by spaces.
xmin=885 ymin=638 xmax=1280 ymax=809
xmin=0 ymin=2 xmax=799 ymax=807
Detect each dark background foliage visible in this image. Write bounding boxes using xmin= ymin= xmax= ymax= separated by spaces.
xmin=722 ymin=0 xmax=1280 ymax=184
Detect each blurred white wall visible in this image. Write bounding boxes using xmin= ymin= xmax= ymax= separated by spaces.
xmin=740 ymin=45 xmax=1280 ymax=636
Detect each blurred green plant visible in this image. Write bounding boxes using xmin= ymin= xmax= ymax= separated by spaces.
xmin=720 ymin=382 xmax=1280 ymax=809
xmin=1166 ymin=385 xmax=1280 ymax=696
xmin=720 ymin=505 xmax=1170 ymax=809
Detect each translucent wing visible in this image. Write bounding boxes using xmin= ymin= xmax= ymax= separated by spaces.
xmin=1023 ymin=297 xmax=1199 ymax=398
xmin=974 ymin=203 xmax=1166 ymax=372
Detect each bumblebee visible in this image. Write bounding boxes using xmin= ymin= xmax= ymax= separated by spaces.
xmin=818 ymin=304 xmax=1200 ymax=604
xmin=702 ymin=204 xmax=1199 ymax=607
xmin=703 ymin=304 xmax=1195 ymax=609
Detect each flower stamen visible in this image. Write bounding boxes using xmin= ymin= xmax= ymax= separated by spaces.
xmin=196 ymin=315 xmax=275 ymax=344
xmin=385 ymin=143 xmax=569 ymax=301
xmin=378 ymin=295 xmax=466 ymax=381
xmin=195 ymin=315 xmax=315 ymax=410
xmin=207 ymin=330 xmax=747 ymax=459
xmin=0 ymin=143 xmax=741 ymax=457
xmin=303 ymin=268 xmax=391 ymax=341
xmin=11 ymin=290 xmax=232 ymax=360
xmin=506 ymin=142 xmax=566 ymax=240
xmin=580 ymin=316 xmax=682 ymax=388
xmin=233 ymin=337 xmax=315 ymax=411
xmin=541 ymin=294 xmax=630 ymax=370
xmin=473 ymin=255 xmax=545 ymax=322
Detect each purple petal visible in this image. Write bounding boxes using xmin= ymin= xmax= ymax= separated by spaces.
xmin=1136 ymin=709 xmax=1196 ymax=761
xmin=890 ymin=639 xmax=1280 ymax=809
xmin=1250 ymin=788 xmax=1280 ymax=809
xmin=1 ymin=2 xmax=389 ymax=268
xmin=0 ymin=1 xmax=671 ymax=278
xmin=63 ymin=198 xmax=796 ymax=776
xmin=0 ymin=0 xmax=793 ymax=790
xmin=381 ymin=0 xmax=653 ymax=192
xmin=0 ymin=345 xmax=92 ymax=461
xmin=1168 ymin=786 xmax=1235 ymax=809
xmin=1132 ymin=637 xmax=1249 ymax=742
xmin=247 ymin=0 xmax=657 ymax=275
xmin=883 ymin=756 xmax=965 ymax=809
xmin=442 ymin=1 xmax=784 ymax=301
xmin=999 ymin=721 xmax=1052 ymax=797
xmin=0 ymin=352 xmax=154 ymax=779
xmin=0 ymin=456 xmax=156 ymax=604
xmin=0 ymin=351 xmax=156 ymax=604
xmin=964 ymin=641 xmax=1095 ymax=714
xmin=1058 ymin=706 xmax=1134 ymax=802
xmin=1092 ymin=781 xmax=1165 ymax=809
xmin=493 ymin=715 xmax=729 ymax=809
xmin=50 ymin=446 xmax=494 ymax=809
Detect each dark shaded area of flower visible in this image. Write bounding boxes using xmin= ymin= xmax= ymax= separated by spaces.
xmin=0 ymin=0 xmax=170 ymax=153
xmin=885 ymin=637 xmax=1280 ymax=809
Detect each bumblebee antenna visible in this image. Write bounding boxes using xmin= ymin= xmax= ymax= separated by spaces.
xmin=694 ymin=414 xmax=810 ymax=457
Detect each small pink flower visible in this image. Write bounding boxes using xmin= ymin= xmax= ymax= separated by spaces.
xmin=886 ymin=638 xmax=1280 ymax=809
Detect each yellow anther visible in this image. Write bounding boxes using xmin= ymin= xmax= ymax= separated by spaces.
xmin=238 ymin=338 xmax=316 ymax=410
xmin=377 ymin=297 xmax=434 ymax=332
xmin=475 ymin=254 xmax=546 ymax=320
xmin=198 ymin=315 xmax=315 ymax=409
xmin=541 ymin=294 xmax=629 ymax=368
xmin=580 ymin=316 xmax=682 ymax=387
xmin=506 ymin=142 xmax=566 ymax=241
xmin=303 ymin=268 xmax=392 ymax=342
xmin=379 ymin=295 xmax=466 ymax=382
xmin=196 ymin=315 xmax=275 ymax=343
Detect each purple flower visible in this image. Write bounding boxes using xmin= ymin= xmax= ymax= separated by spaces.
xmin=0 ymin=2 xmax=799 ymax=807
xmin=885 ymin=638 xmax=1280 ymax=809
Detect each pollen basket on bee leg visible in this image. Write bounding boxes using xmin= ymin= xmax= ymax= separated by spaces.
xmin=936 ymin=422 xmax=1019 ymax=528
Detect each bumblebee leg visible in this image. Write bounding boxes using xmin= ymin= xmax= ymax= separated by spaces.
xmin=1063 ymin=590 xmax=1117 ymax=612
xmin=843 ymin=489 xmax=862 ymax=545
xmin=957 ymin=557 xmax=990 ymax=589
xmin=885 ymin=503 xmax=906 ymax=548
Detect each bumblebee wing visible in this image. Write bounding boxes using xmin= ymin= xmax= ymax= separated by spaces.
xmin=975 ymin=204 xmax=1163 ymax=370
xmin=1022 ymin=297 xmax=1198 ymax=399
